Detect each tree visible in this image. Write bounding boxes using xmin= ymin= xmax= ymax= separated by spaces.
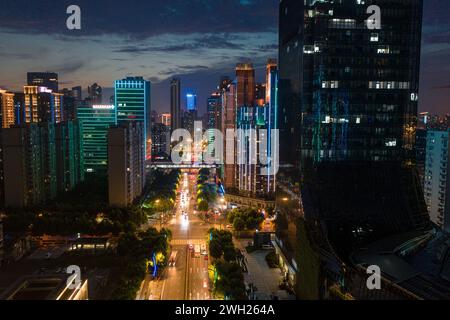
xmin=209 ymin=239 xmax=223 ymax=260
xmin=233 ymin=217 xmax=245 ymax=232
xmin=198 ymin=200 xmax=209 ymax=212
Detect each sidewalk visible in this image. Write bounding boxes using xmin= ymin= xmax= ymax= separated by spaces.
xmin=234 ymin=239 xmax=283 ymax=299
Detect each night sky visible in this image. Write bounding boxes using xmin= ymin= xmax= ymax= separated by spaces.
xmin=0 ymin=0 xmax=448 ymax=115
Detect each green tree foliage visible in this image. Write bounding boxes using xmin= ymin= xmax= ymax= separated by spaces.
xmin=227 ymin=208 xmax=264 ymax=231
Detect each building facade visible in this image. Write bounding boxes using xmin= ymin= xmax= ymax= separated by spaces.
xmin=114 ymin=77 xmax=151 ymax=160
xmin=276 ymin=0 xmax=428 ymax=299
xmin=108 ymin=122 xmax=145 ymax=207
xmin=77 ymin=103 xmax=117 ymax=174
xmin=170 ymin=78 xmax=181 ymax=134
xmin=424 ymin=130 xmax=450 ymax=231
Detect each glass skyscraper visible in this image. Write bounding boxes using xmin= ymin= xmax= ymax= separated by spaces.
xmin=77 ymin=103 xmax=117 ymax=173
xmin=276 ymin=0 xmax=429 ymax=299
xmin=114 ymin=77 xmax=151 ymax=159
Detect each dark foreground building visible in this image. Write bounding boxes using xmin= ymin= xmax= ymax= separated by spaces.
xmin=275 ymin=0 xmax=449 ymax=299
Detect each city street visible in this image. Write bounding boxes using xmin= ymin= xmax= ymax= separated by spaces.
xmin=138 ymin=169 xmax=211 ymax=300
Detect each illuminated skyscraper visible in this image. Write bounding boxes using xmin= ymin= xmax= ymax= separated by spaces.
xmin=235 ymin=63 xmax=255 ymax=107
xmin=276 ymin=0 xmax=429 ymax=299
xmin=21 ymin=86 xmax=63 ymax=124
xmin=170 ymin=78 xmax=181 ymax=133
xmin=77 ymin=103 xmax=117 ymax=173
xmin=0 ymin=89 xmax=15 ymax=129
xmin=114 ymin=77 xmax=151 ymax=159
xmin=206 ymin=92 xmax=222 ymax=161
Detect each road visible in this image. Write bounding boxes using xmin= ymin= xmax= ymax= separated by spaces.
xmin=138 ymin=169 xmax=212 ymax=300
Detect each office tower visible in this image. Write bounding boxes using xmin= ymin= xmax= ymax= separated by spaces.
xmin=161 ymin=113 xmax=171 ymax=127
xmin=151 ymin=122 xmax=171 ymax=160
xmin=108 ymin=122 xmax=145 ymax=207
xmin=182 ymin=109 xmax=196 ymax=136
xmin=221 ymin=81 xmax=237 ymax=189
xmin=266 ymin=58 xmax=278 ymax=103
xmin=277 ymin=0 xmax=428 ymax=299
xmin=416 ymin=128 xmax=427 ymax=186
xmin=3 ymin=123 xmax=57 ymax=207
xmin=115 ymin=77 xmax=151 ymax=160
xmin=0 ymin=89 xmax=15 ymax=128
xmin=77 ymin=103 xmax=117 ymax=174
xmin=27 ymin=72 xmax=58 ymax=92
xmin=424 ymin=130 xmax=450 ymax=231
xmin=186 ymin=91 xmax=197 ymax=111
xmin=235 ymin=63 xmax=278 ymax=197
xmin=170 ymin=78 xmax=181 ymax=133
xmin=72 ymin=86 xmax=82 ymax=101
xmin=60 ymin=89 xmax=77 ymax=121
xmin=206 ymin=92 xmax=222 ymax=161
xmin=235 ymin=63 xmax=255 ymax=107
xmin=55 ymin=121 xmax=84 ymax=193
xmin=255 ymin=83 xmax=266 ymax=107
xmin=22 ymin=86 xmax=63 ymax=124
xmin=88 ymin=83 xmax=103 ymax=104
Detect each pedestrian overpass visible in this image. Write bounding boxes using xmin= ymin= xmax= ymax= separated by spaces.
xmin=149 ymin=161 xmax=218 ymax=169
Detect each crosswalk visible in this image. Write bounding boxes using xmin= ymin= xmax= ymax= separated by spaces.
xmin=170 ymin=238 xmax=205 ymax=245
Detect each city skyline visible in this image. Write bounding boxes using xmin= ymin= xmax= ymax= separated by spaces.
xmin=0 ymin=0 xmax=448 ymax=115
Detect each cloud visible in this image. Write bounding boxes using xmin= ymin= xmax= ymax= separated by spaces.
xmin=0 ymin=0 xmax=278 ymax=39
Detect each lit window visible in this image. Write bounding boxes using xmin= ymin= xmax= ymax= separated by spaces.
xmin=370 ymin=33 xmax=379 ymax=42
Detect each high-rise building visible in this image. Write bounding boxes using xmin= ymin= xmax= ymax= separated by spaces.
xmin=424 ymin=130 xmax=450 ymax=231
xmin=151 ymin=122 xmax=171 ymax=160
xmin=235 ymin=63 xmax=255 ymax=108
xmin=170 ymin=78 xmax=181 ymax=134
xmin=186 ymin=91 xmax=197 ymax=111
xmin=0 ymin=89 xmax=15 ymax=129
xmin=3 ymin=123 xmax=57 ymax=207
xmin=221 ymin=81 xmax=237 ymax=190
xmin=416 ymin=128 xmax=428 ymax=186
xmin=55 ymin=121 xmax=84 ymax=193
xmin=276 ymin=0 xmax=429 ymax=299
xmin=60 ymin=88 xmax=77 ymax=121
xmin=27 ymin=72 xmax=58 ymax=92
xmin=108 ymin=122 xmax=145 ymax=207
xmin=115 ymin=77 xmax=151 ymax=160
xmin=21 ymin=86 xmax=63 ymax=124
xmin=77 ymin=103 xmax=117 ymax=174
xmin=206 ymin=92 xmax=222 ymax=161
xmin=72 ymin=86 xmax=82 ymax=102
xmin=161 ymin=113 xmax=171 ymax=127
xmin=235 ymin=61 xmax=278 ymax=197
xmin=88 ymin=83 xmax=103 ymax=104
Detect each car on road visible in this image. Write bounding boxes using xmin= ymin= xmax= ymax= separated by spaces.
xmin=226 ymin=224 xmax=233 ymax=229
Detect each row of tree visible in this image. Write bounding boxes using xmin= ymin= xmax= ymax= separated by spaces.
xmin=208 ymin=228 xmax=246 ymax=300
xmin=112 ymin=228 xmax=172 ymax=300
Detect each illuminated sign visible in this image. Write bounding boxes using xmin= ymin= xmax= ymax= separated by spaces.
xmin=92 ymin=104 xmax=115 ymax=110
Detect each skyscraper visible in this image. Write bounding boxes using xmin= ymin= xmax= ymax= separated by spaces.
xmin=77 ymin=103 xmax=117 ymax=174
xmin=27 ymin=72 xmax=58 ymax=92
xmin=206 ymin=92 xmax=222 ymax=161
xmin=114 ymin=77 xmax=151 ymax=160
xmin=222 ymin=81 xmax=237 ymax=190
xmin=186 ymin=91 xmax=197 ymax=111
xmin=87 ymin=83 xmax=103 ymax=104
xmin=0 ymin=89 xmax=15 ymax=129
xmin=276 ymin=0 xmax=428 ymax=299
xmin=3 ymin=123 xmax=57 ymax=207
xmin=235 ymin=63 xmax=255 ymax=108
xmin=151 ymin=122 xmax=171 ymax=160
xmin=424 ymin=130 xmax=450 ymax=231
xmin=21 ymin=86 xmax=63 ymax=124
xmin=170 ymin=78 xmax=181 ymax=134
xmin=108 ymin=122 xmax=145 ymax=207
